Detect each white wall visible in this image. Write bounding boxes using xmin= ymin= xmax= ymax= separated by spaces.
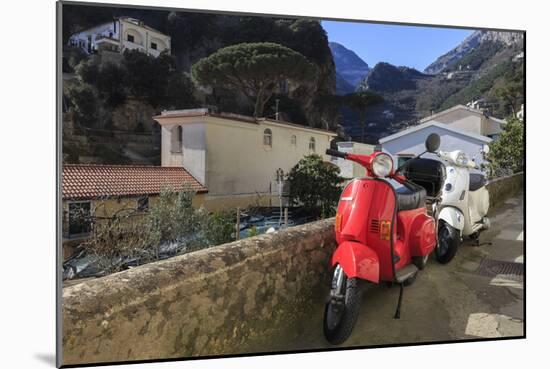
xmin=181 ymin=124 xmax=206 ymax=185
xmin=334 ymin=141 xmax=375 ymax=178
xmin=423 ymin=108 xmax=504 ymax=137
xmin=381 ymin=125 xmax=490 ymax=169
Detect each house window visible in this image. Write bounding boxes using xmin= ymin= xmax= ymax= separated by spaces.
xmin=68 ymin=202 xmax=91 ymax=237
xmin=127 ymin=34 xmax=134 ymax=43
xmin=137 ymin=196 xmax=149 ymax=211
xmin=171 ymin=126 xmax=183 ymax=153
xmin=151 ymin=42 xmax=157 ymax=50
xmin=309 ymin=137 xmax=316 ymax=152
xmin=291 ymin=135 xmax=297 ymax=147
xmin=263 ymin=129 xmax=272 ymax=147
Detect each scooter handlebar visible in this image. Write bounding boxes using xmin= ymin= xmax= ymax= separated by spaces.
xmin=326 ymin=149 xmax=347 ymax=159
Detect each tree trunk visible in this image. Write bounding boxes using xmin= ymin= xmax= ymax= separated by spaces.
xmin=360 ymin=111 xmax=366 ymax=142
xmin=254 ymin=86 xmax=266 ymax=118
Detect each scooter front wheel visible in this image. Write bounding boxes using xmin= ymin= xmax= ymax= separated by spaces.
xmin=323 ymin=270 xmax=363 ymax=345
xmin=435 ymin=221 xmax=460 ymax=264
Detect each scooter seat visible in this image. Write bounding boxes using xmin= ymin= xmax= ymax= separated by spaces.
xmin=469 ymin=173 xmax=487 ymax=192
xmin=395 ymin=185 xmax=427 ymax=211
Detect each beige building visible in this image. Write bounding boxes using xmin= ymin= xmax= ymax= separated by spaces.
xmin=331 ymin=141 xmax=376 ymax=179
xmin=153 ymin=109 xmax=337 ymax=210
xmin=68 ymin=17 xmax=171 ymax=58
xmin=419 ymin=104 xmax=506 ymax=138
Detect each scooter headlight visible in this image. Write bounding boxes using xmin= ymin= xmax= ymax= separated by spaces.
xmin=372 ymin=153 xmax=393 ymax=178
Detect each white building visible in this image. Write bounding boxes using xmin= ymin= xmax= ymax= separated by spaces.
xmin=68 ymin=17 xmax=171 ymax=58
xmin=331 ymin=141 xmax=375 ymax=178
xmin=380 ymin=121 xmax=491 ymax=170
xmin=153 ymin=108 xmax=337 ymax=210
xmin=419 ymin=104 xmax=506 ymax=139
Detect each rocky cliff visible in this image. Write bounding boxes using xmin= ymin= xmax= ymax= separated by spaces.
xmin=424 ymin=30 xmax=524 ymax=75
xmin=329 ymin=42 xmax=370 ymax=94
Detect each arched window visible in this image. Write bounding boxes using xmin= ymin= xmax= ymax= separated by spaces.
xmin=170 ymin=126 xmax=182 ymax=153
xmin=291 ymin=135 xmax=297 ymax=147
xmin=263 ymin=129 xmax=272 ymax=147
xmin=309 ymin=137 xmax=316 ymax=152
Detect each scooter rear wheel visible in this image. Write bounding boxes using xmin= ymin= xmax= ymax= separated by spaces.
xmin=323 ymin=275 xmax=363 ymax=345
xmin=435 ymin=221 xmax=460 ymax=264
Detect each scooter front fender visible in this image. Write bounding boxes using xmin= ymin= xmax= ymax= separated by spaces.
xmin=439 ymin=207 xmax=464 ymax=234
xmin=331 ymin=241 xmax=379 ymax=283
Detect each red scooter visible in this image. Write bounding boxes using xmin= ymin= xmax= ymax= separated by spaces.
xmin=323 ymin=134 xmax=444 ymax=345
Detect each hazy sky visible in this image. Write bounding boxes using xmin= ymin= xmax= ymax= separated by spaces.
xmin=322 ymin=21 xmax=475 ymax=71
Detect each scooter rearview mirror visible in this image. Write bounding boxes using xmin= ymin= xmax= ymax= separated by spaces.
xmin=425 ymin=133 xmax=441 ymax=153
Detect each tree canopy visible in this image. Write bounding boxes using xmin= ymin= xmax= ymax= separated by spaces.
xmin=191 ymin=42 xmax=316 ymax=117
xmin=286 ymin=154 xmax=344 ymax=218
xmin=487 ymin=116 xmax=524 ymax=175
xmin=343 ymin=91 xmax=384 ymax=142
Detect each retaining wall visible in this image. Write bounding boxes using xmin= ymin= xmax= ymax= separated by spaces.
xmin=62 ymin=218 xmax=336 ymax=366
xmin=487 ymin=172 xmax=524 ymax=211
xmin=61 ymin=173 xmax=524 ymax=366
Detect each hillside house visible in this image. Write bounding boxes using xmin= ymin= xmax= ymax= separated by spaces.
xmin=419 ymin=104 xmax=505 ymax=139
xmin=68 ymin=17 xmax=171 ymax=58
xmin=153 ymin=109 xmax=338 ymax=210
xmin=62 ymin=164 xmax=207 ymax=259
xmin=379 ymin=104 xmax=507 ymax=169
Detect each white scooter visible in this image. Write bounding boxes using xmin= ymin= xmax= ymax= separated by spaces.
xmin=434 ymin=147 xmax=491 ymax=263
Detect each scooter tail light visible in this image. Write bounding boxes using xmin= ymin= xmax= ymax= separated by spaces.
xmin=335 ymin=213 xmax=343 ymax=232
xmin=380 ymin=220 xmax=391 ymax=241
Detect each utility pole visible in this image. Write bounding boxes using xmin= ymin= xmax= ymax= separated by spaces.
xmin=275 ymin=99 xmax=280 ymax=121
xmin=276 ymin=168 xmax=284 ymax=226
xmin=235 ymin=207 xmax=240 ymax=240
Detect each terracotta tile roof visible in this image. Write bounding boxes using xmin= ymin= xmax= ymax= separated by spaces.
xmin=63 ymin=165 xmax=207 ymax=200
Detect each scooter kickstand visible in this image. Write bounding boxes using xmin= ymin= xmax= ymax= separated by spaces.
xmin=393 ymin=283 xmax=404 ymax=319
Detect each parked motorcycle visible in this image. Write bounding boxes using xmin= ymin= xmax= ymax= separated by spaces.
xmin=433 ymin=147 xmax=491 ymax=261
xmin=323 ymin=134 xmax=444 ymax=345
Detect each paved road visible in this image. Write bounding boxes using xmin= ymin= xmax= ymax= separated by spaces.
xmin=271 ymin=193 xmax=525 ymax=350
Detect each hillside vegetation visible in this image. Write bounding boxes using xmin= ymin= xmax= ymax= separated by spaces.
xmin=349 ymin=34 xmax=524 ymax=143
xmin=62 ymin=5 xmax=338 ymax=164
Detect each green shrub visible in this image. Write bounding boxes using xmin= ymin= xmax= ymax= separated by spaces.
xmin=66 ymin=83 xmax=99 ymax=127
xmin=201 ymin=211 xmax=235 ymax=246
xmin=287 ymin=154 xmax=344 ymax=218
xmin=486 ymin=117 xmax=524 ymax=176
xmin=247 ymin=226 xmax=259 ymax=238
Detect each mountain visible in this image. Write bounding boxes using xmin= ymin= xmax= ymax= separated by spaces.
xmin=358 ymin=63 xmax=430 ymax=92
xmin=424 ymin=30 xmax=524 ymax=75
xmin=335 ymin=72 xmax=356 ymax=95
xmin=343 ymin=30 xmax=524 ymax=143
xmin=329 ymin=42 xmax=370 ymax=93
xmin=342 ymin=63 xmax=433 ymax=142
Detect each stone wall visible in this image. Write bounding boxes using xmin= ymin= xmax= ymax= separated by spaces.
xmin=61 ymin=173 xmax=524 ymax=366
xmin=61 ymin=218 xmax=336 ymax=366
xmin=487 ymin=172 xmax=524 ymax=211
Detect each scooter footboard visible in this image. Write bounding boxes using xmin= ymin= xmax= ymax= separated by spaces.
xmin=331 ymin=241 xmax=379 ymax=283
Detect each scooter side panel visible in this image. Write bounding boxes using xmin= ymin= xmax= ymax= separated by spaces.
xmin=409 ymin=213 xmax=437 ymax=258
xmin=395 ymin=208 xmax=436 ymax=268
xmin=331 ymin=241 xmax=380 ymax=283
xmin=468 ymin=187 xmax=490 ymax=224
